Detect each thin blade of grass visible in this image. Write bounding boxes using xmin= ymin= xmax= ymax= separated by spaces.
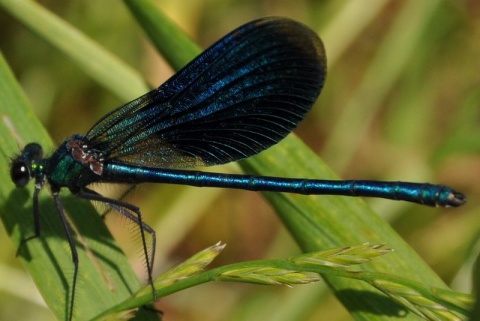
xmin=0 ymin=0 xmax=149 ymax=101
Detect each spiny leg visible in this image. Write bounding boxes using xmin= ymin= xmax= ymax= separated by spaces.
xmin=15 ymin=182 xmax=78 ymax=321
xmin=52 ymin=191 xmax=78 ymax=321
xmin=104 ymin=201 xmax=157 ymax=279
xmin=16 ymin=184 xmax=42 ymax=256
xmin=99 ymin=185 xmax=137 ymax=219
xmin=75 ymin=188 xmax=157 ymax=301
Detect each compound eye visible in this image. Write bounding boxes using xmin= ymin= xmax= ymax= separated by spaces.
xmin=10 ymin=161 xmax=32 ymax=187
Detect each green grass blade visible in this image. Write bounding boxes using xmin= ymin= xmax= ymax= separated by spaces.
xmin=0 ymin=53 xmax=159 ymax=321
xmin=0 ymin=0 xmax=148 ymax=101
xmin=241 ymin=138 xmax=450 ymax=320
xmin=124 ymin=0 xmax=201 ymax=71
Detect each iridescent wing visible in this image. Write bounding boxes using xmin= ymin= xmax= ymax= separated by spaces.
xmin=85 ymin=17 xmax=326 ymax=168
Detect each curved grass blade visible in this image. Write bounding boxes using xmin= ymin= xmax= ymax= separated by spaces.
xmin=0 ymin=0 xmax=149 ymax=101
xmin=0 ymin=52 xmax=159 ymax=321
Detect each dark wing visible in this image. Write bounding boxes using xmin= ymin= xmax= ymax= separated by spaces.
xmin=85 ymin=17 xmax=326 ymax=168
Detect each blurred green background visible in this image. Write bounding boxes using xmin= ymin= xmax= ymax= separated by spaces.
xmin=0 ymin=0 xmax=479 ymax=320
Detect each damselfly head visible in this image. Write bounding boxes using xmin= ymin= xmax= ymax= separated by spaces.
xmin=10 ymin=143 xmax=43 ymax=187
